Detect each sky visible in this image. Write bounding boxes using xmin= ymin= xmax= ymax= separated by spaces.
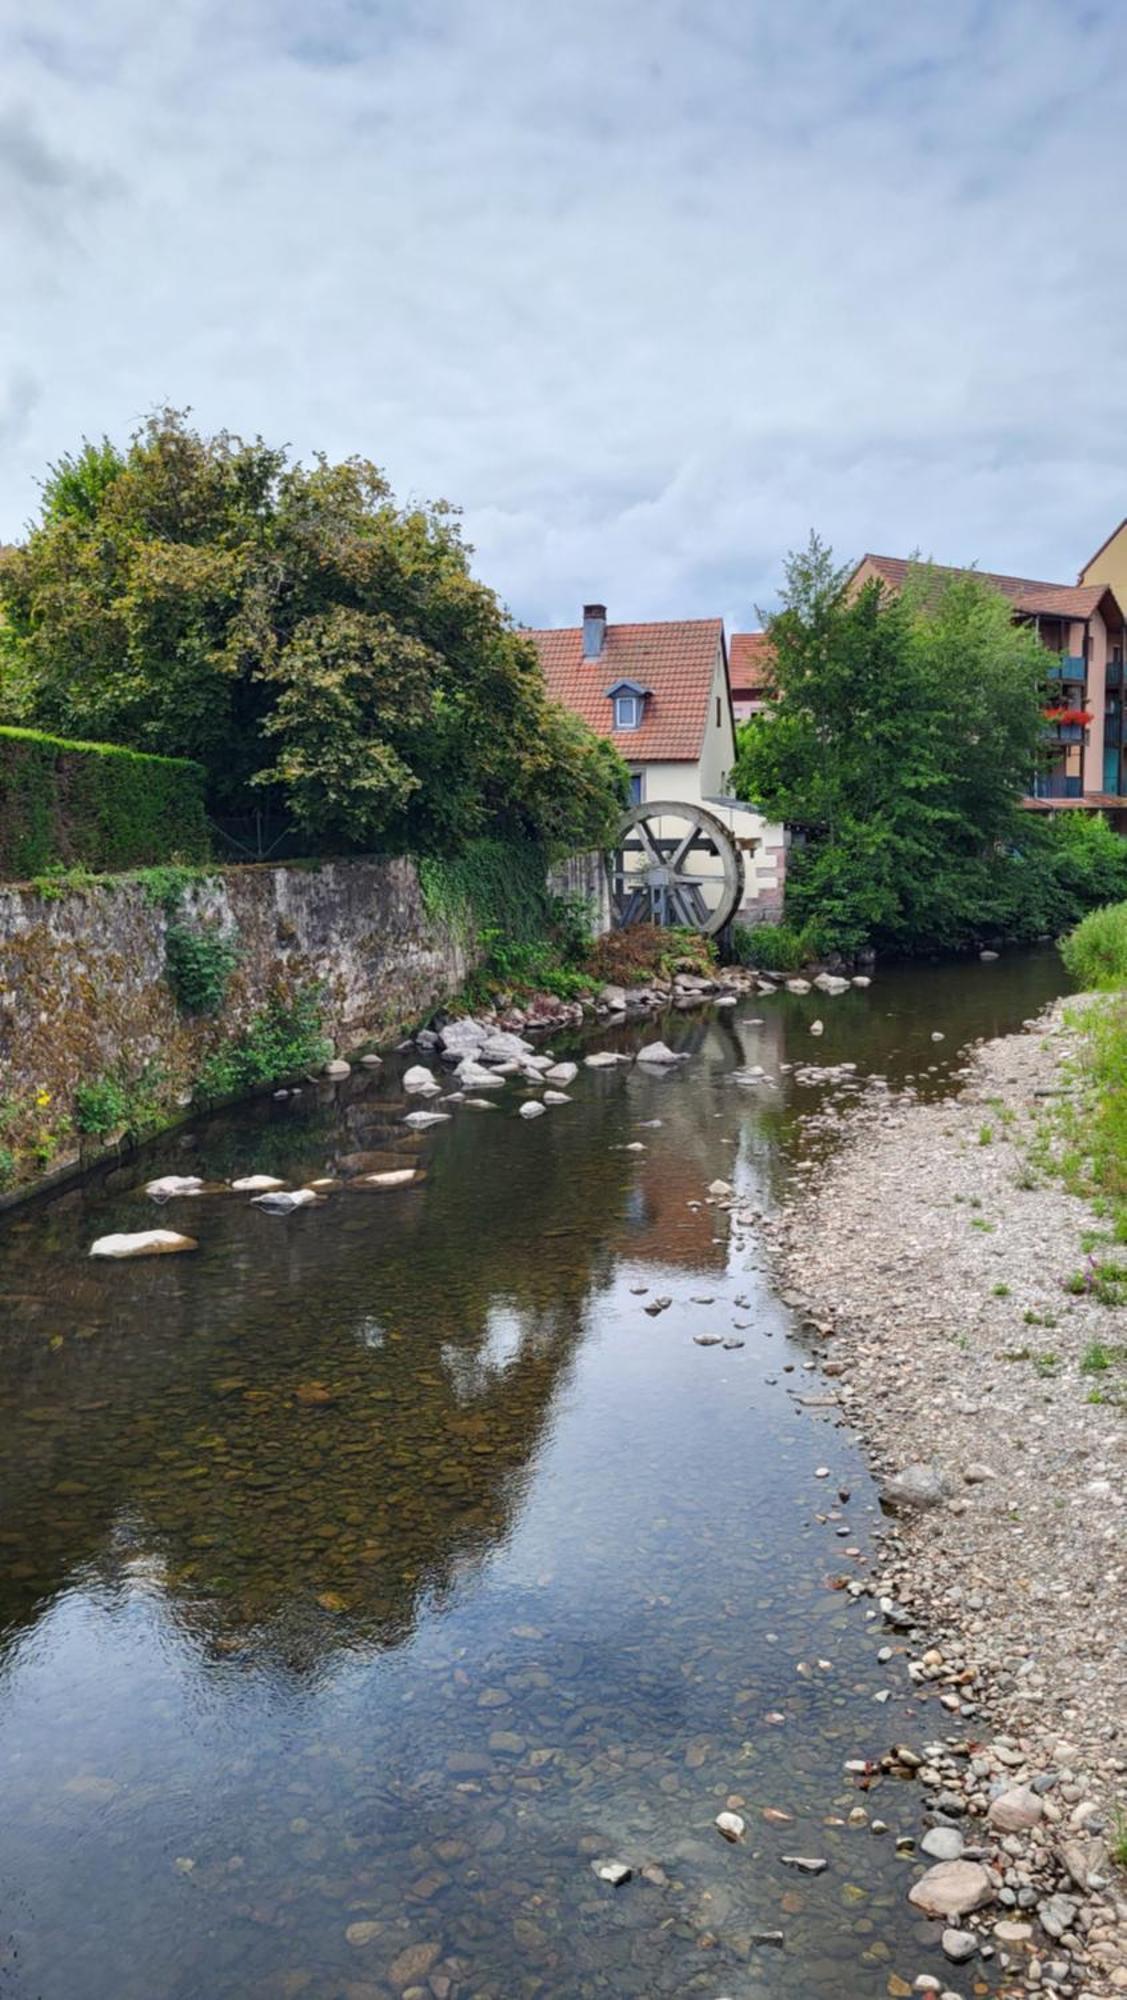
xmin=2 ymin=0 xmax=1126 ymax=631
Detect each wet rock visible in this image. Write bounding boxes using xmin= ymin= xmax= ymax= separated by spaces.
xmin=708 ymin=1179 xmax=734 ymax=1197
xmin=584 ymin=1051 xmax=629 ymax=1068
xmin=921 ymin=1827 xmax=965 ymax=1862
xmin=544 ymin=1062 xmax=578 ymax=1086
xmin=644 ymin=1297 xmax=672 ymax=1316
xmin=809 ymin=1019 xmax=824 ymax=1036
xmin=987 ymin=1787 xmax=1043 ymax=1833
xmin=880 ymin=1463 xmax=951 ymax=1510
xmin=716 ymin=1812 xmax=746 ymax=1841
xmin=907 ymin=1861 xmax=995 ymax=1919
xmin=980 ymin=949 xmax=999 ymax=962
xmin=750 ymin=1929 xmax=786 ymax=1947
xmin=636 ymin=1042 xmax=688 ymax=1065
xmin=403 ymin=1111 xmax=451 ymax=1129
xmin=359 ymin=1169 xmax=417 ymax=1188
xmin=543 ymin=1091 xmax=571 ymax=1105
xmin=694 ymin=1334 xmax=723 ymax=1347
xmin=229 ymin=1174 xmax=287 ymax=1193
xmin=345 ymin=1921 xmax=384 ymax=1947
xmin=324 ymin=1059 xmax=351 ymax=1078
xmin=145 ymin=1174 xmax=205 ymax=1199
xmin=786 ymin=979 xmax=812 ymax=994
xmin=403 ymin=1065 xmax=441 ymax=1095
xmin=941 ymin=1930 xmax=977 ymax=1964
xmin=518 ymin=1100 xmax=546 ymax=1119
xmin=781 ymin=1855 xmax=827 ymax=1874
xmin=1037 ymin=1892 xmax=1078 ymax=1939
xmin=438 ymin=1017 xmax=488 ymax=1057
xmin=90 ymin=1230 xmax=198 ymax=1258
xmin=993 ymin=1919 xmax=1032 ymax=1944
xmin=251 ymin=1189 xmax=321 ymax=1213
xmin=591 ymin=1859 xmax=632 ymax=1885
xmin=387 ymin=1941 xmax=441 ymax=1989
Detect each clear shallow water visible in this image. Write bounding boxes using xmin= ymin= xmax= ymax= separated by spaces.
xmin=0 ymin=950 xmax=1070 ymax=2000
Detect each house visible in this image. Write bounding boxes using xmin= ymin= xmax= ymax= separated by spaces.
xmin=850 ymin=554 xmax=1127 ymax=815
xmin=526 ymin=603 xmax=786 ymax=916
xmin=1079 ymin=519 xmax=1127 ymax=606
xmin=728 ymin=630 xmax=775 ymax=723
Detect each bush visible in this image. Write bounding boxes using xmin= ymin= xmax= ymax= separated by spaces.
xmin=730 ymin=920 xmax=813 ymax=973
xmin=165 ymin=919 xmax=241 ymax=1013
xmin=586 ymin=924 xmax=716 ymax=986
xmin=194 ymin=989 xmax=330 ymax=1102
xmin=1060 ymin=902 xmax=1127 ymax=989
xmin=73 ymin=1076 xmax=129 ymax=1137
xmin=0 ymin=725 xmax=208 ymax=881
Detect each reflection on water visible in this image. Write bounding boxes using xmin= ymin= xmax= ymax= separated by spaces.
xmin=0 ymin=950 xmax=1069 ymax=1998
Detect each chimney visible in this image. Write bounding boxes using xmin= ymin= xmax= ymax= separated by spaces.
xmin=582 ymin=603 xmax=607 ymax=659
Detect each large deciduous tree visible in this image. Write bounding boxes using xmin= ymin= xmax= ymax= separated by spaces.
xmin=731 ymin=536 xmax=1049 ymax=951
xmin=0 ymin=412 xmax=627 ymax=854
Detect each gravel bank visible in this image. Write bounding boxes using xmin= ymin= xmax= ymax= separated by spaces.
xmin=768 ymin=996 xmax=1127 ymax=1996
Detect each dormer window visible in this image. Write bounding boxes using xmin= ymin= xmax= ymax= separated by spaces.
xmin=605 ymin=678 xmax=650 ymax=731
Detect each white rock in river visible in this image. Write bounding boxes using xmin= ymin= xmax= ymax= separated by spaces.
xmin=479 ymin=1030 xmax=533 ymax=1063
xmin=941 ymin=1929 xmax=978 ymax=1963
xmin=585 ymin=1051 xmax=629 ymax=1067
xmin=324 ymin=1059 xmax=351 ymax=1078
xmin=403 ymin=1110 xmax=452 ymax=1129
xmin=813 ymin=973 xmax=851 ymax=995
xmin=251 ymin=1188 xmax=321 ymax=1213
xmin=359 ymin=1169 xmax=417 ymax=1188
xmin=543 ymin=1091 xmax=571 ymax=1105
xmin=591 ymin=1858 xmax=631 ymax=1885
xmin=230 ymin=1174 xmax=287 ymax=1193
xmin=851 ymin=975 xmax=872 ymax=988
xmin=708 ymin=1178 xmax=733 ymax=1197
xmin=907 ymin=1860 xmax=995 ymax=1919
xmin=146 ymin=1175 xmax=205 ymax=1200
xmin=438 ymin=1016 xmax=489 ymax=1056
xmin=519 ymin=1100 xmax=547 ymax=1119
xmin=715 ymin=1812 xmax=745 ymax=1842
xmin=921 ymin=1826 xmax=965 ymax=1861
xmin=785 ymin=978 xmax=811 ymax=994
xmin=544 ymin=1061 xmax=578 ymax=1086
xmin=809 ymin=1019 xmax=824 ymax=1035
xmin=91 ymin=1230 xmax=198 ymax=1258
xmin=635 ymin=1042 xmax=688 ymax=1065
xmin=402 ymin=1064 xmax=441 ymax=1094
xmin=455 ymin=1061 xmax=505 ymax=1089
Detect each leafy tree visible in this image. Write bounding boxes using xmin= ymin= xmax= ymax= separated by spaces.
xmin=0 ymin=411 xmax=627 ymax=855
xmin=731 ymin=536 xmax=1055 ymax=952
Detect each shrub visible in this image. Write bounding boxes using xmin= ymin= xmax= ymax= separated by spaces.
xmin=73 ymin=1076 xmax=129 ymax=1137
xmin=194 ymin=989 xmax=330 ymax=1102
xmin=1060 ymin=902 xmax=1127 ymax=989
xmin=730 ymin=920 xmax=813 ymax=973
xmin=0 ymin=725 xmax=209 ymax=881
xmin=165 ymin=919 xmax=240 ymax=1013
xmin=585 ymin=923 xmax=716 ymax=986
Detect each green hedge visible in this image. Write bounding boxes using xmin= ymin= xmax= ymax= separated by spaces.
xmin=0 ymin=726 xmax=209 ymax=880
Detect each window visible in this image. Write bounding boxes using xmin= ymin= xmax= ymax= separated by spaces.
xmin=715 ymin=696 xmax=721 ymax=728
xmin=614 ymin=694 xmax=640 ymax=729
xmin=628 ymin=771 xmax=644 ymax=804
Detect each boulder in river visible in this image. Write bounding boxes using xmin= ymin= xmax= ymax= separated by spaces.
xmin=438 ymin=1016 xmax=489 ymax=1058
xmin=91 ymin=1230 xmax=198 ymax=1258
xmin=585 ymin=1051 xmax=629 ymax=1068
xmin=324 ymin=1059 xmax=351 ymax=1079
xmin=519 ymin=1100 xmax=546 ymax=1119
xmin=251 ymin=1189 xmax=322 ymax=1213
xmin=402 ymin=1064 xmax=441 ymax=1094
xmin=403 ymin=1110 xmax=452 ymax=1129
xmin=230 ymin=1175 xmax=287 ymax=1193
xmin=907 ymin=1860 xmax=995 ymax=1919
xmin=145 ymin=1175 xmax=204 ymax=1200
xmin=359 ymin=1169 xmax=417 ymax=1188
xmin=544 ymin=1061 xmax=578 ymax=1086
xmin=636 ymin=1042 xmax=688 ymax=1065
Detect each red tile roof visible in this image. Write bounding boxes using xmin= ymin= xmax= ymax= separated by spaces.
xmin=859 ymin=554 xmax=1117 ymax=623
xmin=527 ymin=618 xmax=724 ymax=762
xmin=729 ymin=630 xmax=775 ymax=694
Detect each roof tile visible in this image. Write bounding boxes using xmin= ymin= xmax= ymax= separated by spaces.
xmin=527 ymin=618 xmax=723 ymax=761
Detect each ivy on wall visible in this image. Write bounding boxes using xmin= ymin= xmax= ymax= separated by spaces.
xmin=0 ymin=726 xmax=209 ymax=881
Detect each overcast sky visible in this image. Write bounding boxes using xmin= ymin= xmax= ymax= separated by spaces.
xmin=2 ymin=0 xmax=1126 ymax=630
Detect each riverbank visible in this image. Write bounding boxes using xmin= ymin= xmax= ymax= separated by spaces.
xmin=769 ymin=995 xmax=1127 ymax=1994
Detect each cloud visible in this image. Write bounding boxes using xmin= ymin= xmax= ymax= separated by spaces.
xmin=0 ymin=0 xmax=1125 ymax=631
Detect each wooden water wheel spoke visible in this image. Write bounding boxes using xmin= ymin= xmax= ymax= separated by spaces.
xmin=607 ymin=801 xmax=742 ymax=937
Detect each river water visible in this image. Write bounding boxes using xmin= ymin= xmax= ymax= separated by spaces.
xmin=0 ymin=950 xmax=1070 ymax=2000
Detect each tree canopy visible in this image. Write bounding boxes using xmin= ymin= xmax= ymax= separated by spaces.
xmin=0 ymin=412 xmax=627 ymax=857
xmin=731 ymin=536 xmax=1057 ymax=952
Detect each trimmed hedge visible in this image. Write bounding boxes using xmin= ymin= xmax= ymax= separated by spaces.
xmin=0 ymin=726 xmax=209 ymax=880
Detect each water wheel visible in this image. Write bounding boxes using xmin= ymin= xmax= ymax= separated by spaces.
xmin=608 ymin=800 xmax=742 ymax=935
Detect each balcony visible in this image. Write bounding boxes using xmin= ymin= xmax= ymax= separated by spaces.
xmin=1030 ymin=773 xmax=1083 ymax=799
xmin=1045 ymin=655 xmax=1087 ymax=682
xmin=1044 ymin=722 xmax=1084 ymax=744
xmin=1108 ymin=660 xmax=1124 ymax=689
xmin=1106 ymin=711 xmax=1123 ymax=746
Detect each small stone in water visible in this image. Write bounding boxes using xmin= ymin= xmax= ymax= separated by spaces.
xmin=693 ymin=1334 xmax=723 ymax=1347
xmin=591 ymin=1858 xmax=631 ymax=1885
xmin=716 ymin=1811 xmax=745 ymax=1841
xmin=781 ymin=1854 xmax=827 ymax=1874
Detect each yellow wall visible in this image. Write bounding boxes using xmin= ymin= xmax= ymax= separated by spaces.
xmin=1080 ymin=520 xmax=1127 ymax=607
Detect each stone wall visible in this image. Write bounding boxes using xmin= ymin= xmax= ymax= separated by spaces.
xmin=0 ymin=858 xmax=475 ymax=1191
xmin=546 ymin=849 xmax=612 ymax=934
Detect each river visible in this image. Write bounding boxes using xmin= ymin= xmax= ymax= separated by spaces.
xmin=0 ymin=948 xmax=1071 ymax=1999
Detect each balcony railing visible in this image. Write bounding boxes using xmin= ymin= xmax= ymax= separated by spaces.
xmin=1044 ymin=722 xmax=1084 ymax=743
xmin=1030 ymin=773 xmax=1083 ymax=799
xmin=1106 ymin=711 xmax=1123 ymax=746
xmin=1045 ymin=655 xmax=1087 ymax=682
xmin=1108 ymin=660 xmax=1124 ymax=689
